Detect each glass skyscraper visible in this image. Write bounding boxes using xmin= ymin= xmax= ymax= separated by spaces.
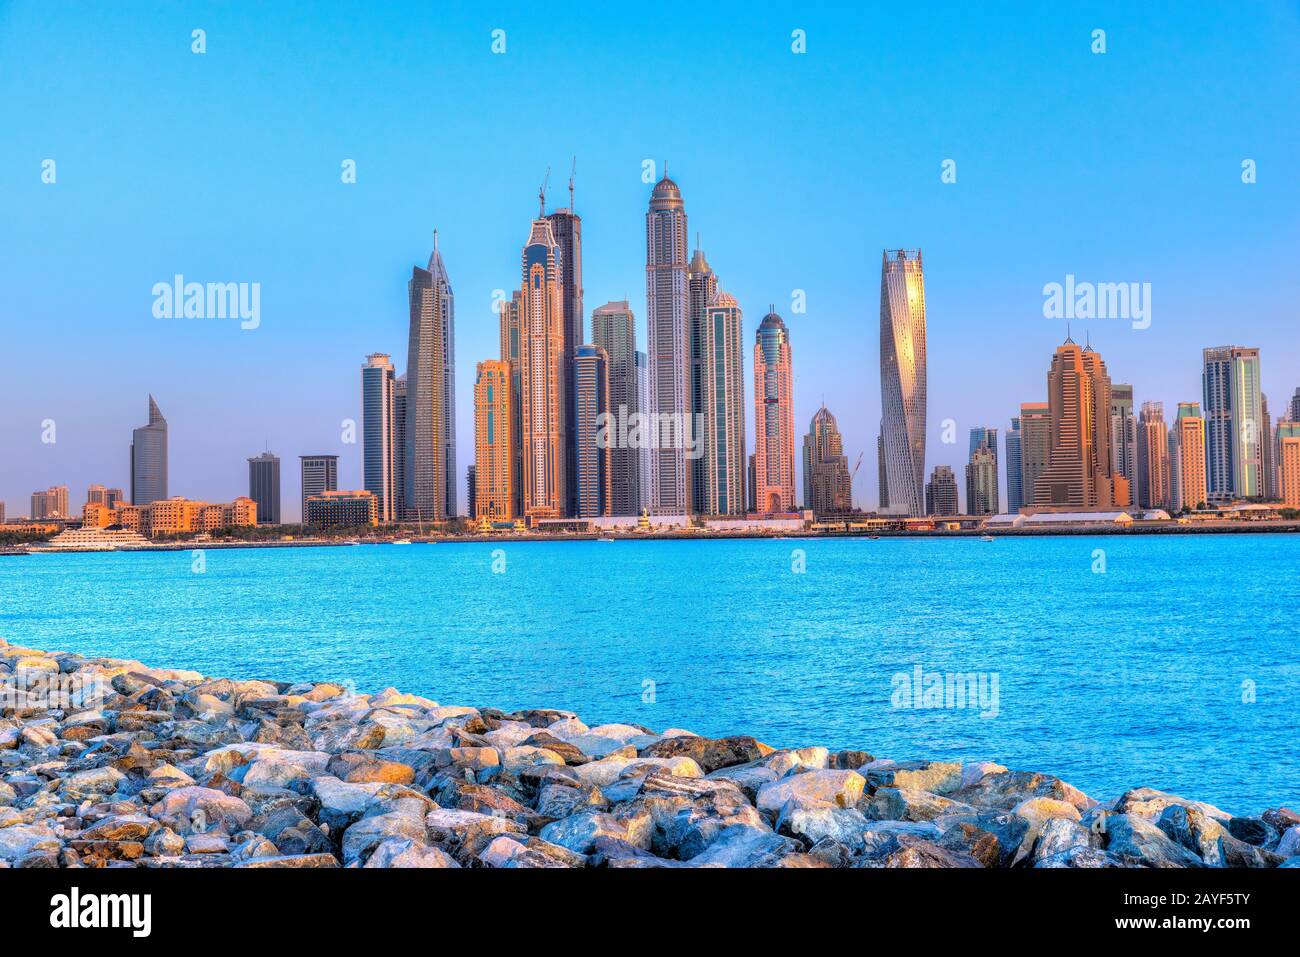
xmin=878 ymin=249 xmax=927 ymax=516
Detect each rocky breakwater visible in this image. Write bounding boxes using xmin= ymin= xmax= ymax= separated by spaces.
xmin=1 ymin=638 xmax=1298 ymax=869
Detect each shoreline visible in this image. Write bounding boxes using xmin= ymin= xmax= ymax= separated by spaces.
xmin=1 ymin=640 xmax=1295 ymax=869
xmin=5 ymin=520 xmax=1300 ymax=555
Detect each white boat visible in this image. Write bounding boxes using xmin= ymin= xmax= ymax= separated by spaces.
xmin=598 ymin=537 xmax=615 ymax=543
xmin=391 ymin=539 xmax=413 ymax=545
xmin=981 ymin=534 xmax=995 ymax=542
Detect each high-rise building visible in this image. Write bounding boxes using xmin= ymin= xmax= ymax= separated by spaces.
xmin=1261 ymin=394 xmax=1275 ymax=500
xmin=247 ymin=452 xmax=281 ymax=524
xmin=1280 ymin=435 xmax=1300 ymax=508
xmin=394 ymin=375 xmax=407 ymax=518
xmin=498 ymin=289 xmax=524 ymax=518
xmin=106 ymin=488 xmax=123 ymax=508
xmin=645 ymin=173 xmax=691 ymax=516
xmin=687 ymin=247 xmax=718 ymax=514
xmin=878 ymin=249 xmax=927 ymax=516
xmin=1275 ymin=420 xmax=1300 ymax=506
xmin=1203 ymin=346 xmax=1263 ymax=501
xmin=966 ymin=446 xmax=998 ymax=515
xmin=1018 ymin=402 xmax=1051 ymax=512
xmin=362 ymin=353 xmax=399 ymax=523
xmin=1290 ymin=388 xmax=1300 ymax=424
xmin=31 ymin=486 xmax=69 ymax=519
xmin=573 ymin=344 xmax=611 ymax=518
xmin=753 ymin=310 xmax=795 ymax=513
xmin=546 ymin=202 xmax=583 ymax=518
xmin=592 ymin=300 xmax=641 ymax=516
xmin=405 ymin=235 xmax=456 ymax=522
xmin=968 ymin=427 xmax=1000 ymax=513
xmin=876 ymin=432 xmax=888 ymax=512
xmin=300 ymin=455 xmax=338 ymax=522
xmin=130 ymin=395 xmax=168 ymax=506
xmin=305 ymin=490 xmax=378 ymax=528
xmin=925 ymin=465 xmax=959 ymax=516
xmin=803 ymin=406 xmax=852 ymax=516
xmin=466 ymin=465 xmax=476 ymax=519
xmin=519 ymin=214 xmax=567 ymax=521
xmin=700 ymin=292 xmax=746 ymax=516
xmin=86 ymin=485 xmax=109 ymax=507
xmin=636 ymin=350 xmax=650 ymax=514
xmin=1032 ymin=338 xmax=1129 ymax=511
xmin=1172 ymin=403 xmax=1208 ymax=512
xmin=1136 ymin=401 xmax=1171 ymax=509
xmin=473 ymin=359 xmax=516 ymax=522
xmin=1110 ymin=384 xmax=1138 ymax=495
xmin=1006 ymin=417 xmax=1024 ymax=514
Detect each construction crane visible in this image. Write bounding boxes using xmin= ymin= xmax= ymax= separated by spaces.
xmin=850 ymin=451 xmax=865 ymax=511
xmin=568 ymin=156 xmax=576 ymax=209
xmin=538 ymin=167 xmax=550 ymax=217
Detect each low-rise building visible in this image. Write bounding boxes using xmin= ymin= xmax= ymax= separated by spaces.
xmin=305 ymin=490 xmax=378 ymax=527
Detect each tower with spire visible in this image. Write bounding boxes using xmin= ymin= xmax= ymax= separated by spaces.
xmin=545 ymin=159 xmax=584 ymax=517
xmin=130 ymin=395 xmax=168 ymax=506
xmin=405 ymin=232 xmax=456 ymax=521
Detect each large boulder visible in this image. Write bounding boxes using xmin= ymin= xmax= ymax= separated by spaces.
xmin=755 ymin=770 xmax=866 ymax=815
xmin=638 ymin=735 xmax=768 ymax=773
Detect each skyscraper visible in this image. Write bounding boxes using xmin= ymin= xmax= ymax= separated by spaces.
xmin=592 ymin=300 xmax=641 ymax=516
xmin=1280 ymin=435 xmax=1300 ymax=507
xmin=636 ymin=349 xmax=650 ymax=514
xmin=925 ymin=465 xmax=959 ymax=516
xmin=473 ymin=359 xmax=516 ymax=522
xmin=394 ymin=375 xmax=407 ymax=518
xmin=966 ymin=448 xmax=998 ymax=515
xmin=1275 ymin=420 xmax=1300 ymax=506
xmin=968 ymin=427 xmax=1000 ymax=513
xmin=1006 ymin=417 xmax=1024 ymax=513
xmin=687 ymin=247 xmax=718 ymax=514
xmin=299 ymin=455 xmax=338 ymax=522
xmin=700 ymin=292 xmax=746 ymax=516
xmin=31 ymin=486 xmax=69 ymax=519
xmin=546 ymin=198 xmax=583 ymax=518
xmin=519 ymin=214 xmax=567 ymax=521
xmin=1261 ymin=394 xmax=1275 ymax=500
xmin=362 ymin=353 xmax=399 ymax=523
xmin=1032 ymin=338 xmax=1129 ymax=511
xmin=645 ymin=173 xmax=690 ymax=516
xmin=1290 ymin=387 xmax=1300 ymax=424
xmin=405 ymin=236 xmax=456 ymax=521
xmin=878 ymin=249 xmax=927 ymax=516
xmin=1173 ymin=402 xmax=1207 ymax=511
xmin=803 ymin=406 xmax=852 ymax=516
xmin=498 ymin=289 xmax=524 ymax=518
xmin=1018 ymin=402 xmax=1051 ymax=512
xmin=130 ymin=395 xmax=168 ymax=506
xmin=1203 ymin=345 xmax=1263 ymax=501
xmin=247 ymin=452 xmax=281 ymax=524
xmin=466 ymin=465 xmax=476 ymax=519
xmin=573 ymin=344 xmax=611 ymax=518
xmin=1110 ymin=384 xmax=1138 ymax=495
xmin=1136 ymin=401 xmax=1171 ymax=509
xmin=753 ymin=310 xmax=795 ymax=513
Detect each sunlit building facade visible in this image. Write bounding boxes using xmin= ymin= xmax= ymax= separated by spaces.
xmin=878 ymin=249 xmax=927 ymax=516
xmin=473 ymin=359 xmax=516 ymax=522
xmin=519 ymin=216 xmax=567 ymax=521
xmin=405 ymin=237 xmax=456 ymax=521
xmin=753 ymin=310 xmax=795 ymax=513
xmin=700 ymin=292 xmax=746 ymax=516
xmin=803 ymin=405 xmax=852 ymax=516
xmin=1203 ymin=345 xmax=1263 ymax=501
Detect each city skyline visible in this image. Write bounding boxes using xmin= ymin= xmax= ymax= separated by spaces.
xmin=5 ymin=4 xmax=1299 ymax=520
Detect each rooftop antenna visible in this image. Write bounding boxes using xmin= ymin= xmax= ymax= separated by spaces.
xmin=568 ymin=156 xmax=576 ymax=210
xmin=539 ymin=167 xmax=550 ymax=218
xmin=433 ymin=228 xmax=438 ymax=253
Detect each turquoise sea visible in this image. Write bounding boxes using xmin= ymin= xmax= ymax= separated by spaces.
xmin=2 ymin=534 xmax=1297 ymax=815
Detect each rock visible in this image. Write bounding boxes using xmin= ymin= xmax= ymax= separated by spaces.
xmin=755 ymin=770 xmax=866 ymax=815
xmin=567 ymin=724 xmax=660 ymax=759
xmin=78 ymin=814 xmax=158 ymax=842
xmin=1103 ymin=813 xmax=1205 ymax=868
xmin=953 ymin=770 xmax=1092 ymax=812
xmin=0 ymin=824 xmax=61 ymax=861
xmin=1157 ymin=805 xmax=1281 ymax=868
xmin=827 ymin=750 xmax=874 ymax=770
xmin=1013 ymin=797 xmax=1083 ymax=827
xmin=233 ymin=853 xmax=340 ymax=868
xmin=1275 ymin=825 xmax=1300 ymax=858
xmin=150 ymin=787 xmax=253 ymax=833
xmin=1036 ymin=846 xmax=1123 ymax=868
xmin=868 ymin=787 xmax=975 ymax=822
xmin=539 ymin=811 xmax=648 ymax=854
xmin=478 ymin=835 xmax=570 ymax=868
xmin=1111 ymin=787 xmax=1231 ymax=824
xmin=519 ymin=732 xmax=587 ymax=765
xmin=961 ymin=762 xmax=1008 ymax=788
xmin=185 ymin=832 xmax=230 ymax=854
xmin=638 ymin=735 xmax=767 ymax=773
xmin=1030 ymin=817 xmax=1093 ymax=863
xmin=777 ymin=806 xmax=870 ymax=849
xmin=879 ymin=837 xmax=982 ymax=868
xmin=660 ymin=801 xmax=768 ymax=860
xmin=588 ymin=836 xmax=682 ymax=868
xmin=687 ymin=826 xmax=803 ymax=867
xmin=363 ymin=838 xmax=460 ymax=868
xmin=865 ymin=760 xmax=963 ymax=796
xmin=59 ymin=767 xmax=125 ymax=802
xmin=939 ymin=823 xmax=1002 ymax=868
xmin=501 ymin=746 xmax=562 ymax=775
xmin=325 ymin=753 xmax=415 ymax=785
xmin=252 ymin=805 xmax=332 ymax=856
xmin=426 ymin=808 xmax=525 ymax=859
xmin=1224 ymin=816 xmax=1277 ymax=848
xmin=341 ymin=809 xmax=427 ymax=865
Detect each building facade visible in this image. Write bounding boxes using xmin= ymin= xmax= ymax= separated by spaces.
xmin=362 ymin=353 xmax=399 ymax=522
xmin=1172 ymin=402 xmax=1208 ymax=511
xmin=1032 ymin=339 xmax=1129 ymax=511
xmin=700 ymin=292 xmax=746 ymax=516
xmin=1110 ymin=383 xmax=1138 ymax=496
xmin=968 ymin=427 xmax=1000 ymax=513
xmin=474 ymin=359 xmax=516 ymax=522
xmin=925 ymin=465 xmax=959 ymax=516
xmin=130 ymin=395 xmax=168 ymax=506
xmin=546 ymin=206 xmax=583 ymax=518
xmin=1018 ymin=402 xmax=1051 ymax=512
xmin=299 ymin=455 xmax=338 ymax=522
xmin=1203 ymin=345 xmax=1263 ymax=501
xmin=1006 ymin=417 xmax=1024 ymax=513
xmin=591 ymin=300 xmax=641 ymax=516
xmin=966 ymin=446 xmax=998 ymax=515
xmin=519 ymin=216 xmax=567 ymax=521
xmin=573 ymin=344 xmax=611 ymax=518
xmin=687 ymin=247 xmax=718 ymax=514
xmin=803 ymin=405 xmax=852 ymax=516
xmin=1280 ymin=435 xmax=1300 ymax=508
xmin=31 ymin=486 xmax=69 ymax=519
xmin=878 ymin=249 xmax=927 ymax=516
xmin=1136 ymin=401 xmax=1172 ymax=509
xmin=405 ymin=237 xmax=456 ymax=521
xmin=498 ymin=289 xmax=524 ymax=518
xmin=752 ymin=310 xmax=795 ymax=513
xmin=305 ymin=490 xmax=378 ymax=528
xmin=645 ymin=174 xmax=691 ymax=515
xmin=247 ymin=451 xmax=281 ymax=524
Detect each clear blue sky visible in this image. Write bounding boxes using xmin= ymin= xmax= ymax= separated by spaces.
xmin=3 ymin=0 xmax=1298 ymax=519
